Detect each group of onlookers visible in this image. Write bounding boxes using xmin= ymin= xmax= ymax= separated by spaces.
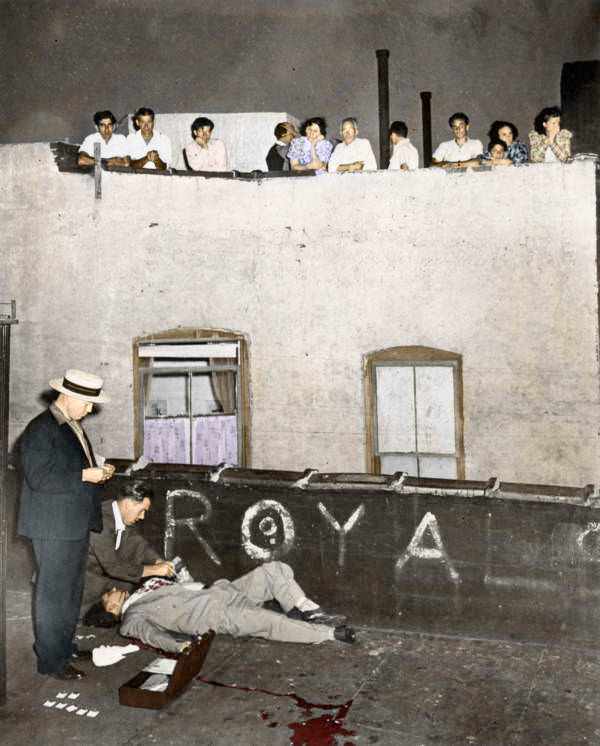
xmin=266 ymin=106 xmax=572 ymax=173
xmin=77 ymin=105 xmax=573 ymax=174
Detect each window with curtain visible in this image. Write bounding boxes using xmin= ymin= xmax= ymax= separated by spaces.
xmin=133 ymin=331 xmax=250 ymax=467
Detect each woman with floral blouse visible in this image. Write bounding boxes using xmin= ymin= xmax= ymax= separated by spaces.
xmin=287 ymin=117 xmax=333 ymax=174
xmin=528 ymin=107 xmax=572 ymax=163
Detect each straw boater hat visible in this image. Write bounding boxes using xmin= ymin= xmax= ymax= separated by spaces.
xmin=49 ymin=369 xmax=110 ymax=403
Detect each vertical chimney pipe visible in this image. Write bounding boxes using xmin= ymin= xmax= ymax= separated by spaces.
xmin=420 ymin=91 xmax=432 ymax=167
xmin=376 ymin=49 xmax=390 ymax=169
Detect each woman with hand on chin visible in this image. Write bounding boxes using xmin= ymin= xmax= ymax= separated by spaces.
xmin=528 ymin=107 xmax=572 ymax=163
xmin=287 ymin=117 xmax=333 ymax=174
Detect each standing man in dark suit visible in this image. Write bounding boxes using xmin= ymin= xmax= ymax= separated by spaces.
xmin=18 ymin=369 xmax=115 ymax=680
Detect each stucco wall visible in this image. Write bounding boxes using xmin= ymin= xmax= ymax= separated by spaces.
xmin=1 ymin=143 xmax=598 ymax=486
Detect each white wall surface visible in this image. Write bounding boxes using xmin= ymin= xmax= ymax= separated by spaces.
xmin=1 ymin=143 xmax=598 ymax=487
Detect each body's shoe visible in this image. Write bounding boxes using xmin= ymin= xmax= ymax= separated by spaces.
xmin=49 ymin=662 xmax=86 ymax=680
xmin=334 ymin=626 xmax=356 ymax=644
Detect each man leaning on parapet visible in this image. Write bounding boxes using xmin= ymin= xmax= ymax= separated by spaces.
xmin=431 ymin=112 xmax=483 ymax=169
xmin=77 ymin=110 xmax=130 ymax=168
xmin=127 ymin=107 xmax=172 ymax=170
xmin=327 ymin=117 xmax=377 ymax=173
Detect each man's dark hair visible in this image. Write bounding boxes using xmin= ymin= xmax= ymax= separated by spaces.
xmin=134 ymin=107 xmax=155 ymax=121
xmin=300 ymin=117 xmax=327 ymax=137
xmin=117 ymin=479 xmax=153 ymax=503
xmin=274 ymin=122 xmax=287 ymax=139
xmin=389 ymin=120 xmax=408 ymax=138
xmin=93 ymin=111 xmax=116 ymax=126
xmin=487 ymin=120 xmax=518 ymax=141
xmin=533 ymin=106 xmax=561 ymax=135
xmin=448 ymin=112 xmax=470 ymax=127
xmin=83 ymin=600 xmax=119 ymax=628
xmin=487 ymin=138 xmax=507 ymax=153
xmin=191 ymin=116 xmax=215 ymax=136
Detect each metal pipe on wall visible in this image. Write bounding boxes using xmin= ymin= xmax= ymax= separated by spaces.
xmin=0 ymin=300 xmax=17 ymax=706
xmin=420 ymin=91 xmax=432 ymax=167
xmin=376 ymin=49 xmax=390 ymax=169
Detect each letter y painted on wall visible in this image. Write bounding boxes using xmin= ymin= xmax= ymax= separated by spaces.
xmin=318 ymin=502 xmax=365 ymax=567
xmin=395 ymin=511 xmax=460 ymax=584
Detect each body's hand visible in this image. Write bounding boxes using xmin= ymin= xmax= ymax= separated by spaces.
xmin=82 ymin=464 xmax=115 ymax=483
xmin=179 ymin=641 xmax=191 ymax=652
xmin=106 ymin=156 xmax=130 ymax=168
xmin=142 ymin=560 xmax=175 ymax=577
xmin=102 ymin=588 xmax=130 ymax=616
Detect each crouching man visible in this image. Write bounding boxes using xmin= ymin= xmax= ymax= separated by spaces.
xmin=81 ymin=480 xmax=175 ymax=617
xmin=84 ymin=561 xmax=356 ymax=651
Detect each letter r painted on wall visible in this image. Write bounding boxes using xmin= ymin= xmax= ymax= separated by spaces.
xmin=164 ymin=489 xmax=222 ymax=566
xmin=395 ymin=511 xmax=460 ymax=584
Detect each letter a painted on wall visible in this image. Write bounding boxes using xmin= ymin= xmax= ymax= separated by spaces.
xmin=395 ymin=511 xmax=460 ymax=584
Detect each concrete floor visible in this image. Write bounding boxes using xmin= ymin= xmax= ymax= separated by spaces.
xmin=3 ymin=588 xmax=600 ymax=745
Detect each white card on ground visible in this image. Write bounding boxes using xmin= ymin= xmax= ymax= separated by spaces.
xmin=143 ymin=657 xmax=177 ymax=674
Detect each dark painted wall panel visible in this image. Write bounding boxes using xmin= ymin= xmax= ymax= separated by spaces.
xmin=8 ymin=463 xmax=600 ymax=647
xmin=87 ymin=468 xmax=600 ymax=649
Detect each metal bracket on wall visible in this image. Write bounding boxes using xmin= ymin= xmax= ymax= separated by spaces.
xmin=94 ymin=142 xmax=102 ymax=200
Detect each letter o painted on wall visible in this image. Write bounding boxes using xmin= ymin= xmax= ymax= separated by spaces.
xmin=241 ymin=499 xmax=295 ymax=561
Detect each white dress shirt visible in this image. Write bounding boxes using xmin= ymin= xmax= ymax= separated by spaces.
xmin=388 ymin=138 xmax=419 ymax=171
xmin=79 ymin=132 xmax=128 ymax=159
xmin=432 ymin=137 xmax=483 ymax=163
xmin=328 ymin=137 xmax=378 ymax=172
xmin=126 ymin=129 xmax=172 ymax=169
xmin=112 ymin=500 xmax=126 ymax=550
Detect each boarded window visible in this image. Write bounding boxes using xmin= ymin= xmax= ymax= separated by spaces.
xmin=365 ymin=347 xmax=464 ymax=478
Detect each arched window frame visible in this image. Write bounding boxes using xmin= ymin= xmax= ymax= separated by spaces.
xmin=364 ymin=345 xmax=465 ymax=478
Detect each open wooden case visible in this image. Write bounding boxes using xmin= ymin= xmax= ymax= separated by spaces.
xmin=119 ymin=631 xmax=215 ymax=709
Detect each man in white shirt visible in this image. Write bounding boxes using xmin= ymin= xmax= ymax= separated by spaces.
xmin=388 ymin=120 xmax=419 ymax=171
xmin=77 ymin=111 xmax=130 ymax=168
xmin=432 ymin=112 xmax=483 ymax=169
xmin=184 ymin=116 xmax=228 ymax=171
xmin=127 ymin=107 xmax=172 ymax=170
xmin=328 ymin=118 xmax=377 ymax=173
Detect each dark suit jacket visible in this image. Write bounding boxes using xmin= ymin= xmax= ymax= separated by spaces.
xmin=266 ymin=143 xmax=288 ymax=171
xmin=18 ymin=409 xmax=102 ymax=540
xmin=81 ymin=500 xmax=161 ymax=612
